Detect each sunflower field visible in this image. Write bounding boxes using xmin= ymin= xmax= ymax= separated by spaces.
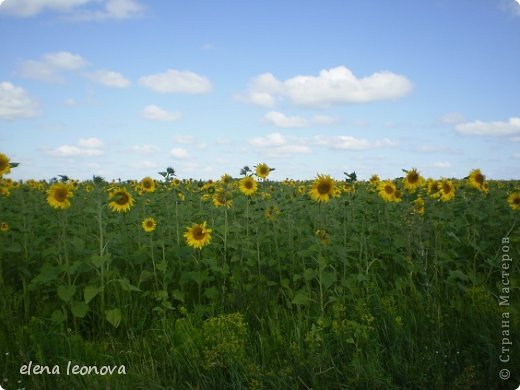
xmin=0 ymin=153 xmax=519 ymax=389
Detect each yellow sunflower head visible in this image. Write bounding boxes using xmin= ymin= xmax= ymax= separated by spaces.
xmin=140 ymin=177 xmax=156 ymax=193
xmin=47 ymin=182 xmax=74 ymax=210
xmin=467 ymin=169 xmax=487 ymax=192
xmin=378 ymin=180 xmax=397 ymax=202
xmin=403 ymin=168 xmax=424 ymax=192
xmin=184 ymin=221 xmax=212 ymax=249
xmin=212 ymin=189 xmax=233 ymax=208
xmin=427 ymin=179 xmax=441 ymax=199
xmin=315 ymin=229 xmax=330 ymax=246
xmin=439 ymin=179 xmax=455 ymax=202
xmin=239 ymin=176 xmax=258 ymax=196
xmin=255 ymin=163 xmax=272 ymax=179
xmin=0 ymin=222 xmax=9 ymax=232
xmin=413 ymin=197 xmax=425 ymax=216
xmin=0 ymin=153 xmax=11 ymax=176
xmin=309 ymin=174 xmax=337 ymax=203
xmin=220 ymin=174 xmax=233 ymax=184
xmin=108 ymin=187 xmax=134 ymax=213
xmin=264 ymin=205 xmax=281 ymax=221
xmin=369 ymin=174 xmax=380 ymax=187
xmin=507 ymin=191 xmax=520 ymax=211
xmin=141 ymin=217 xmax=157 ymax=233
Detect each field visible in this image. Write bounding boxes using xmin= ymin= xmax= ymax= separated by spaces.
xmin=0 ymin=157 xmax=519 ymax=389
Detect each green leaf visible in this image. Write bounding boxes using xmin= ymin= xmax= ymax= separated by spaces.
xmin=105 ymin=308 xmax=122 ymax=328
xmin=321 ymin=271 xmax=337 ymax=290
xmin=171 ymin=289 xmax=185 ymax=303
xmin=51 ymin=309 xmax=66 ymax=324
xmin=84 ymin=285 xmax=101 ymax=304
xmin=292 ymin=289 xmax=310 ymax=305
xmin=91 ymin=254 xmax=110 ymax=268
xmin=57 ymin=285 xmax=76 ymax=303
xmin=204 ymin=286 xmax=219 ymax=300
xmin=303 ymin=268 xmax=316 ymax=281
xmin=156 ymin=260 xmax=168 ymax=273
xmin=71 ymin=302 xmax=89 ymax=318
xmin=117 ymin=278 xmax=141 ymax=292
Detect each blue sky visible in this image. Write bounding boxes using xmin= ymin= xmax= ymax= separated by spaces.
xmin=1 ymin=0 xmax=519 ymax=181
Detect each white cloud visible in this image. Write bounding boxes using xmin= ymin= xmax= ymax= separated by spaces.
xmin=264 ymin=111 xmax=340 ymax=128
xmin=139 ymin=69 xmax=212 ymax=94
xmin=78 ymin=137 xmax=104 ymax=148
xmin=88 ymin=70 xmax=130 ymax=88
xmin=439 ymin=112 xmax=465 ymax=125
xmin=174 ymin=135 xmax=194 ymax=144
xmin=170 ymin=148 xmax=189 ymax=159
xmin=45 ymin=137 xmax=105 ymax=157
xmin=432 ymin=161 xmax=452 ymax=168
xmin=0 ymin=0 xmax=92 ymax=17
xmin=131 ymin=144 xmax=159 ymax=154
xmin=0 ymin=81 xmax=40 ymax=120
xmin=46 ymin=145 xmax=103 ymax=157
xmin=240 ymin=66 xmax=412 ymax=108
xmin=313 ymin=135 xmax=397 ymax=150
xmin=264 ymin=111 xmax=309 ymax=128
xmin=18 ymin=51 xmax=87 ymax=83
xmin=143 ymin=105 xmax=181 ymax=121
xmin=248 ymin=132 xmax=312 ymax=157
xmin=131 ymin=160 xmax=158 ymax=169
xmin=454 ymin=117 xmax=520 ymax=136
xmin=0 ymin=0 xmax=145 ymax=20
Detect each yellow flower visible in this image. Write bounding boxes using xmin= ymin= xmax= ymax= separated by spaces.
xmin=413 ymin=197 xmax=425 ymax=216
xmin=467 ymin=169 xmax=487 ymax=192
xmin=0 ymin=153 xmax=11 ymax=176
xmin=108 ymin=187 xmax=134 ymax=213
xmin=239 ymin=176 xmax=258 ymax=196
xmin=439 ymin=179 xmax=455 ymax=202
xmin=309 ymin=174 xmax=337 ymax=203
xmin=369 ymin=174 xmax=380 ymax=187
xmin=315 ymin=229 xmax=329 ymax=246
xmin=264 ymin=205 xmax=281 ymax=221
xmin=403 ymin=168 xmax=424 ymax=192
xmin=47 ymin=183 xmax=74 ymax=209
xmin=177 ymin=191 xmax=185 ymax=202
xmin=427 ymin=179 xmax=441 ymax=199
xmin=255 ymin=163 xmax=272 ymax=179
xmin=140 ymin=177 xmax=156 ymax=193
xmin=297 ymin=185 xmax=306 ymax=195
xmin=141 ymin=217 xmax=157 ymax=232
xmin=184 ymin=222 xmax=212 ymax=249
xmin=212 ymin=189 xmax=233 ymax=208
xmin=0 ymin=222 xmax=9 ymax=232
xmin=507 ymin=192 xmax=520 ymax=211
xmin=378 ymin=180 xmax=398 ymax=202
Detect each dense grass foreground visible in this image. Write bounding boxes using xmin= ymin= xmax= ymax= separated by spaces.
xmin=0 ymin=172 xmax=519 ymax=389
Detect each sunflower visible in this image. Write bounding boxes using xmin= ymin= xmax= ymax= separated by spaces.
xmin=0 ymin=153 xmax=11 ymax=176
xmin=47 ymin=183 xmax=74 ymax=209
xmin=212 ymin=189 xmax=233 ymax=208
xmin=264 ymin=205 xmax=281 ymax=221
xmin=369 ymin=174 xmax=380 ymax=187
xmin=378 ymin=180 xmax=398 ymax=202
xmin=315 ymin=229 xmax=329 ymax=246
xmin=467 ymin=169 xmax=487 ymax=192
xmin=507 ymin=191 xmax=520 ymax=211
xmin=184 ymin=222 xmax=212 ymax=249
xmin=0 ymin=222 xmax=9 ymax=232
xmin=403 ymin=168 xmax=424 ymax=192
xmin=413 ymin=197 xmax=425 ymax=216
xmin=239 ymin=176 xmax=258 ymax=196
xmin=140 ymin=177 xmax=156 ymax=193
xmin=309 ymin=174 xmax=337 ymax=203
xmin=141 ymin=217 xmax=157 ymax=233
xmin=427 ymin=179 xmax=441 ymax=199
xmin=297 ymin=185 xmax=306 ymax=195
xmin=220 ymin=174 xmax=233 ymax=184
xmin=108 ymin=187 xmax=134 ymax=213
xmin=255 ymin=163 xmax=272 ymax=179
xmin=439 ymin=179 xmax=455 ymax=202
